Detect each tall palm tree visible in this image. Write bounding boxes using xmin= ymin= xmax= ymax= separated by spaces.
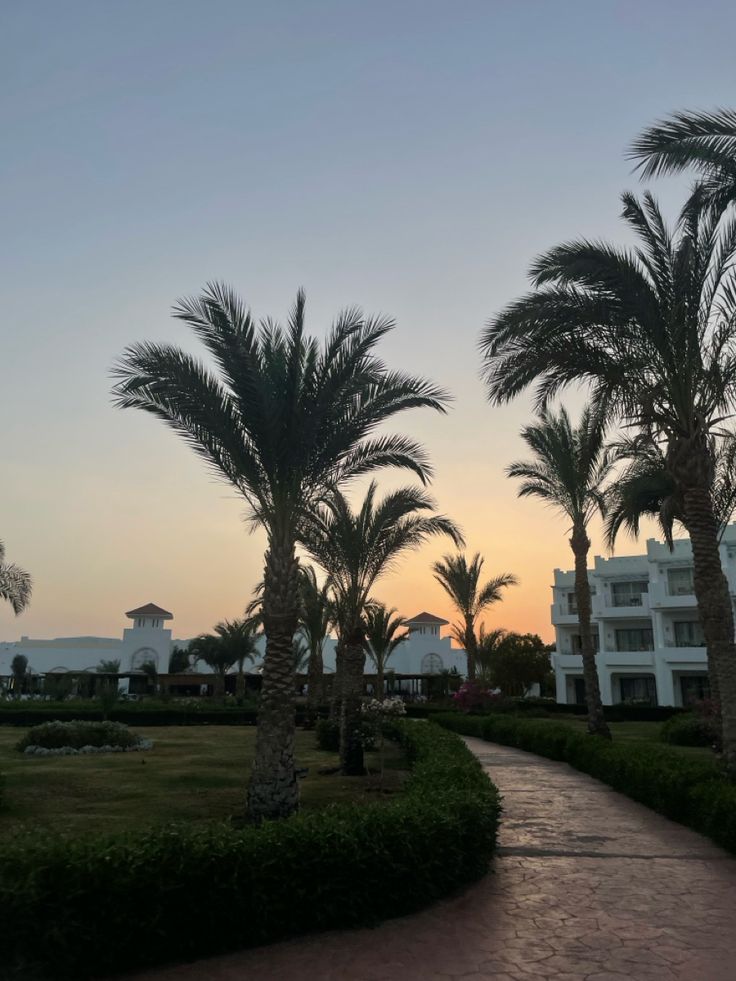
xmin=0 ymin=542 xmax=31 ymax=615
xmin=168 ymin=645 xmax=192 ymax=674
xmin=298 ymin=565 xmax=332 ymax=709
xmin=432 ymin=553 xmax=517 ymax=681
xmin=364 ymin=604 xmax=409 ymax=700
xmin=480 ymin=190 xmax=736 ymax=767
xmin=301 ymin=482 xmax=462 ymax=774
xmin=112 ymin=284 xmax=449 ymax=821
xmin=630 ymin=108 xmax=736 ymax=209
xmin=507 ymin=406 xmax=613 ymax=737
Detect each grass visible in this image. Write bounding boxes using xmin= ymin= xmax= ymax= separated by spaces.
xmin=530 ymin=715 xmax=714 ymax=761
xmin=0 ymin=725 xmax=409 ymax=834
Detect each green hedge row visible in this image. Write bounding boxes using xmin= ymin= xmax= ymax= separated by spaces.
xmin=0 ymin=721 xmax=500 ymax=980
xmin=0 ymin=705 xmax=257 ymax=727
xmin=433 ymin=712 xmax=736 ymax=854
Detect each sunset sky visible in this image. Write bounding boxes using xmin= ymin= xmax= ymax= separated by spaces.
xmin=3 ymin=0 xmax=734 ymax=644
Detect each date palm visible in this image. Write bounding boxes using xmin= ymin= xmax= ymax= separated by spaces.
xmin=432 ymin=553 xmax=517 ymax=681
xmin=0 ymin=541 xmax=32 ymax=615
xmin=189 ymin=619 xmax=258 ymax=703
xmin=112 ymin=283 xmax=449 ymax=820
xmin=507 ymin=406 xmax=612 ymax=737
xmin=630 ymin=108 xmax=736 ymax=209
xmin=481 ymin=190 xmax=736 ymax=767
xmin=301 ymin=482 xmax=462 ymax=774
xmin=298 ymin=566 xmax=332 ymax=709
xmin=364 ymin=604 xmax=409 ymax=700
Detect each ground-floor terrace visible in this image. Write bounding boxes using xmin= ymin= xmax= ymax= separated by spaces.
xmin=553 ymin=650 xmax=710 ymax=707
xmin=123 ymin=737 xmax=736 ymax=981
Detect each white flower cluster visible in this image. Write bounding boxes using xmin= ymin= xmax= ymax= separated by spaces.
xmin=361 ymin=696 xmax=407 ymax=718
xmin=23 ymin=739 xmax=154 ymax=757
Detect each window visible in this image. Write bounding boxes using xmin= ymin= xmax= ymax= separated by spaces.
xmin=674 ymin=621 xmax=705 ymax=647
xmin=572 ymin=631 xmax=599 ymax=653
xmin=668 ymin=567 xmax=694 ymax=596
xmin=566 ymin=593 xmax=578 ymax=614
xmin=615 ymin=628 xmax=654 ymax=652
xmin=421 ymin=653 xmax=443 ymax=675
xmin=611 ymin=581 xmax=649 ymax=607
xmin=680 ymin=675 xmax=710 ymax=705
xmin=619 ymin=675 xmax=657 ymax=705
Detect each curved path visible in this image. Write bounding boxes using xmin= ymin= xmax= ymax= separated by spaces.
xmin=127 ymin=737 xmax=736 ymax=981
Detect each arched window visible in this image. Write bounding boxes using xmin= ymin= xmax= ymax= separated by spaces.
xmin=130 ymin=648 xmax=158 ymax=671
xmin=421 ymin=653 xmax=443 ymax=675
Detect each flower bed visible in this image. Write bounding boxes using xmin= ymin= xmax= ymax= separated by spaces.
xmin=16 ymin=720 xmax=152 ymax=756
xmin=0 ymin=720 xmax=500 ymax=980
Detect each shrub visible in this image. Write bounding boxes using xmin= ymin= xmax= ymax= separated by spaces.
xmin=0 ymin=721 xmax=500 ymax=980
xmin=16 ymin=720 xmax=144 ymax=753
xmin=661 ymin=712 xmax=718 ymax=747
xmin=452 ymin=680 xmax=501 ymax=713
xmin=315 ymin=717 xmax=340 ymax=751
xmin=433 ymin=712 xmax=736 ymax=854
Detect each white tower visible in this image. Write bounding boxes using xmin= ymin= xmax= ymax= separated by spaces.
xmin=121 ymin=603 xmax=173 ymax=672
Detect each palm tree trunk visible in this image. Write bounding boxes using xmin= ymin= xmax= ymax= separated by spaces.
xmin=465 ymin=620 xmax=477 ymax=681
xmin=246 ymin=533 xmax=300 ymax=822
xmin=570 ymin=523 xmax=611 ymax=739
xmin=679 ymin=484 xmax=734 ymax=763
xmin=340 ymin=632 xmax=366 ymax=775
xmin=214 ymin=672 xmax=225 ymax=705
xmin=330 ymin=642 xmax=344 ymax=720
xmin=376 ymin=663 xmax=384 ymax=701
xmin=236 ymin=667 xmax=246 ymax=705
xmin=668 ymin=436 xmax=731 ymax=762
xmin=306 ymin=648 xmax=323 ymax=710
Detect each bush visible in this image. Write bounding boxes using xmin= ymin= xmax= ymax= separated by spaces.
xmin=16 ymin=720 xmax=144 ymax=753
xmin=661 ymin=712 xmax=718 ymax=747
xmin=315 ymin=717 xmax=339 ymax=751
xmin=0 ymin=721 xmax=500 ymax=980
xmin=433 ymin=712 xmax=736 ymax=854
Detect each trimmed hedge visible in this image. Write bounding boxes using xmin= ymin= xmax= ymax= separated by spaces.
xmin=660 ymin=712 xmax=718 ymax=747
xmin=433 ymin=712 xmax=736 ymax=854
xmin=0 ymin=721 xmax=500 ymax=980
xmin=16 ymin=720 xmax=143 ymax=752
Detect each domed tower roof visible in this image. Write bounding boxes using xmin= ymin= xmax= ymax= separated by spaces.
xmin=125 ymin=603 xmax=173 ymax=620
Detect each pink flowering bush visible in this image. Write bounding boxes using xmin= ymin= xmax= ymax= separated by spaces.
xmin=452 ymin=681 xmax=501 ymax=714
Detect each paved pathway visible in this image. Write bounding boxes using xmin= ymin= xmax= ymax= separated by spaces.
xmin=126 ymin=737 xmax=736 ymax=980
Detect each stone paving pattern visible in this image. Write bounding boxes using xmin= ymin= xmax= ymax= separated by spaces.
xmin=127 ymin=736 xmax=736 ymax=980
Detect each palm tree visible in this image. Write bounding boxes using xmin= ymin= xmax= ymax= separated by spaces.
xmin=432 ymin=553 xmax=517 ymax=681
xmin=507 ymin=407 xmax=613 ymax=737
xmin=189 ymin=619 xmax=258 ymax=703
xmin=298 ymin=566 xmax=332 ymax=709
xmin=168 ymin=645 xmax=192 ymax=674
xmin=292 ymin=636 xmax=310 ymax=673
xmin=364 ymin=604 xmax=409 ymax=700
xmin=10 ymin=653 xmax=28 ymax=697
xmin=138 ymin=658 xmax=158 ymax=694
xmin=97 ymin=659 xmax=121 ymax=674
xmin=0 ymin=542 xmax=31 ymax=615
xmin=475 ymin=625 xmax=508 ymax=683
xmin=630 ymin=108 xmax=736 ymax=209
xmin=301 ymin=482 xmax=462 ymax=774
xmin=112 ymin=284 xmax=449 ymax=821
xmin=480 ymin=190 xmax=736 ymax=767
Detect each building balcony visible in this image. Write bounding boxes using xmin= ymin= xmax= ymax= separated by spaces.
xmin=592 ymin=593 xmax=651 ymax=617
xmin=550 ymin=603 xmax=580 ymax=626
xmin=659 ymin=646 xmax=709 ymax=666
xmin=649 ymin=589 xmax=697 ymax=610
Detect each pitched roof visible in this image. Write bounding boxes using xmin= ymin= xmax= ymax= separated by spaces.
xmin=126 ymin=603 xmax=173 ymax=620
xmin=405 ymin=611 xmax=449 ymax=625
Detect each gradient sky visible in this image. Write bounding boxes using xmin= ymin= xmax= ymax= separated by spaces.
xmin=2 ymin=0 xmax=735 ymax=643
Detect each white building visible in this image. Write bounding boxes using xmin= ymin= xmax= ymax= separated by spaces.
xmin=0 ymin=603 xmax=179 ymax=681
xmin=549 ymin=527 xmax=736 ymax=707
xmin=1 ymin=605 xmax=466 ymax=683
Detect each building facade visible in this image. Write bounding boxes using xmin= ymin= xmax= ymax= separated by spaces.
xmin=549 ymin=527 xmax=736 ymax=707
xmin=1 ymin=605 xmax=466 ymax=685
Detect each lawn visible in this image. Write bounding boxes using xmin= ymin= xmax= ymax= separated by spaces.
xmin=0 ymin=725 xmax=409 ymax=834
xmin=534 ymin=715 xmax=714 ymax=761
